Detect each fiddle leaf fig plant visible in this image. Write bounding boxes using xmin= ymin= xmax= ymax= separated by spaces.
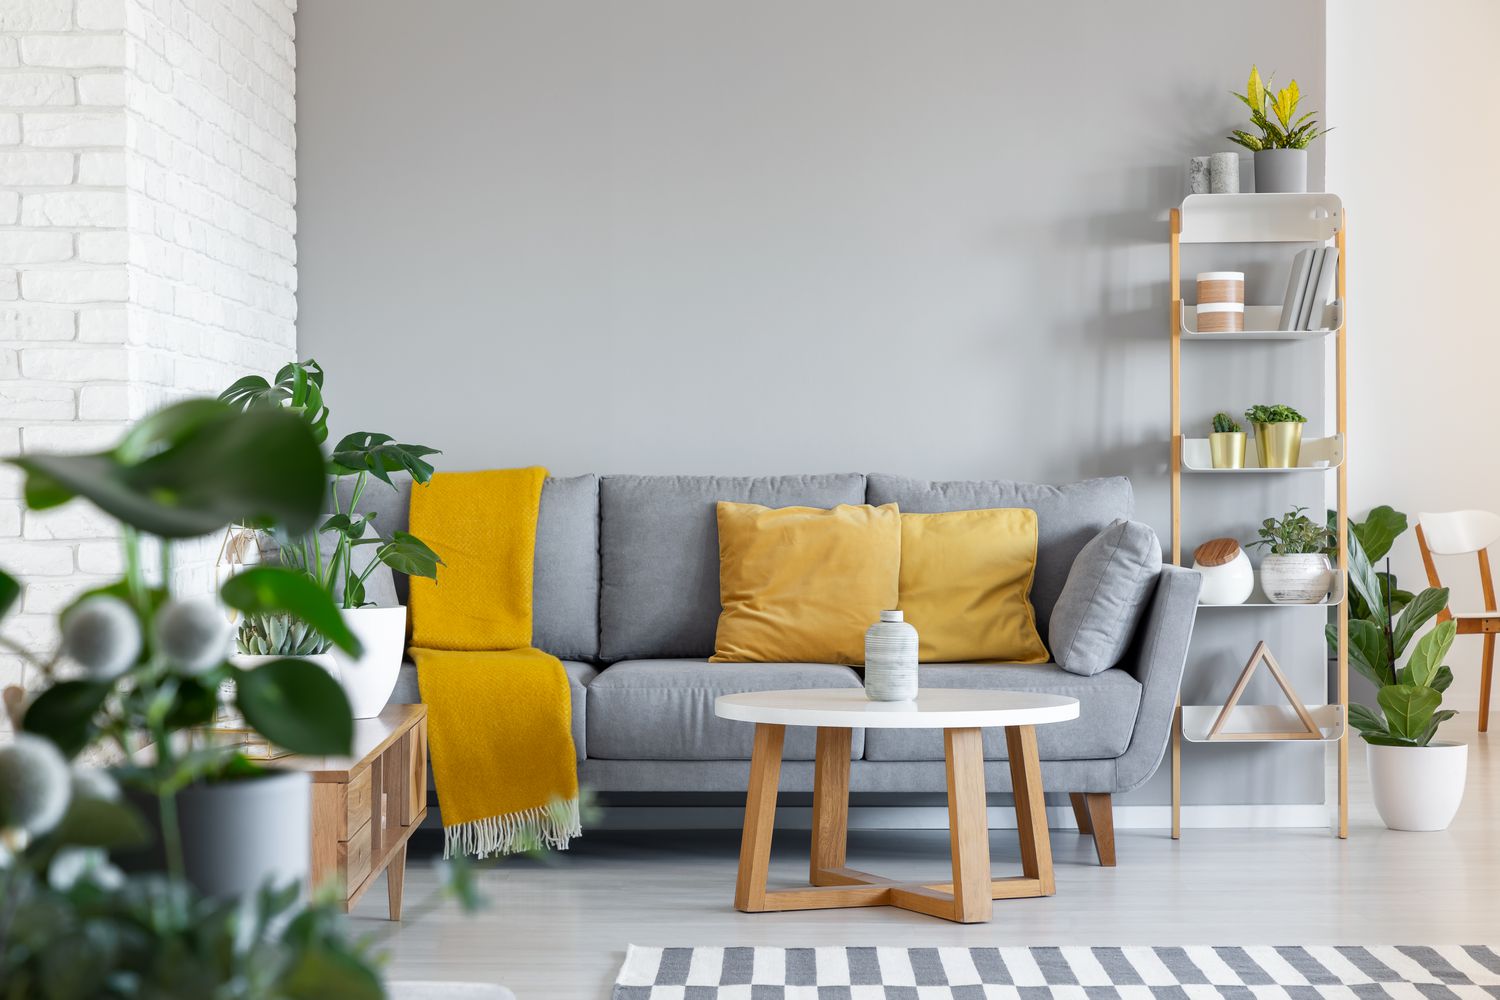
xmin=1330 ymin=534 xmax=1458 ymax=747
xmin=220 ymin=360 xmax=444 ymax=655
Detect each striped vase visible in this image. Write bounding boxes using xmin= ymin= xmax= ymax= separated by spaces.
xmin=864 ymin=610 xmax=918 ymax=702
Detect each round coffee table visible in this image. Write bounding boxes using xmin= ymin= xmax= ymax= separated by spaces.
xmin=714 ymin=688 xmax=1080 ymax=924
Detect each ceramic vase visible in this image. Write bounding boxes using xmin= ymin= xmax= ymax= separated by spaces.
xmin=1194 ymin=547 xmax=1254 ymax=605
xmin=1260 ymin=553 xmax=1333 ymax=604
xmin=1366 ymin=741 xmax=1467 ymax=831
xmin=864 ymin=610 xmax=918 ymax=702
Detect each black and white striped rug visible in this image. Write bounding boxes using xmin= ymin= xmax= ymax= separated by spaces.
xmin=613 ymin=945 xmax=1500 ymax=998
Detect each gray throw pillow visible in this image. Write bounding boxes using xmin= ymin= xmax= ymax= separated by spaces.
xmin=1049 ymin=519 xmax=1162 ymax=676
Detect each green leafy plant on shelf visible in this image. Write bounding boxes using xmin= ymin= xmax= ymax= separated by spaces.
xmin=1329 ymin=534 xmax=1458 ymax=747
xmin=1228 ymin=65 xmax=1330 ymax=151
xmin=1243 ymin=403 xmax=1306 ymax=425
xmin=0 ymin=398 xmax=387 ymax=998
xmin=1212 ymin=412 xmax=1241 ymax=434
xmin=1247 ymin=506 xmax=1334 ymax=556
xmin=220 ymin=359 xmax=444 ymax=654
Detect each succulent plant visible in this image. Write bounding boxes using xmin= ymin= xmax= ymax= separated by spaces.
xmin=236 ymin=612 xmax=330 ymax=657
xmin=1244 ymin=403 xmax=1307 ymax=425
xmin=1212 ymin=412 xmax=1241 ymax=434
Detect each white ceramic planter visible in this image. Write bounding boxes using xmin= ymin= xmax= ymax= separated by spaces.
xmin=1259 ymin=553 xmax=1333 ymax=604
xmin=328 ymin=606 xmax=408 ymax=719
xmin=1366 ymin=740 xmax=1468 ymax=831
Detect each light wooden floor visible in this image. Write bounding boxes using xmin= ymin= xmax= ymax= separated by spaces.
xmin=359 ymin=720 xmax=1497 ymax=998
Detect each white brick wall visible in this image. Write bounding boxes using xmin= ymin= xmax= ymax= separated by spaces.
xmin=0 ymin=0 xmax=297 ymax=701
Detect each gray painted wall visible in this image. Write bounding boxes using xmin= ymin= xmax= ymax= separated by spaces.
xmin=296 ymin=1 xmax=1330 ymax=812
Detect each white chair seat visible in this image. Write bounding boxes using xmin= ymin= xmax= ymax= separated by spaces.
xmin=1451 ymin=609 xmax=1500 ymax=619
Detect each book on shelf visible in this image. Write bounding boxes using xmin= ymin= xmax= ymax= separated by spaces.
xmin=1278 ymin=248 xmax=1316 ymax=331
xmin=1304 ymin=247 xmax=1339 ymax=330
xmin=1294 ymin=248 xmax=1327 ymax=330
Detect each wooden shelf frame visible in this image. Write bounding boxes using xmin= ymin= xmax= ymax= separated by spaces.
xmin=1168 ymin=194 xmax=1350 ymax=841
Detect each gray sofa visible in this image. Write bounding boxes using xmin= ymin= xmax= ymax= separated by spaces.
xmin=355 ymin=473 xmax=1201 ymax=866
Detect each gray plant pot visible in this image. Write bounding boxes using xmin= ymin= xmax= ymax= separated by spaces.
xmin=1254 ymin=148 xmax=1308 ymax=193
xmin=122 ymin=770 xmax=310 ymax=899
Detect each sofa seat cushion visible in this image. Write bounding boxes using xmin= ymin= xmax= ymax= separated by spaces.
xmin=391 ymin=658 xmax=598 ymax=762
xmin=587 ymin=659 xmax=865 ymax=760
xmin=861 ymin=664 xmax=1140 ymax=762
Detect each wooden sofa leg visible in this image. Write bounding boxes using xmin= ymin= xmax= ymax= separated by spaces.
xmin=1073 ymin=792 xmax=1115 ymax=867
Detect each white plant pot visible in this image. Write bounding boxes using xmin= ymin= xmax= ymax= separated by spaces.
xmin=1259 ymin=553 xmax=1333 ymax=604
xmin=328 ymin=606 xmax=408 ymax=719
xmin=1366 ymin=740 xmax=1468 ymax=831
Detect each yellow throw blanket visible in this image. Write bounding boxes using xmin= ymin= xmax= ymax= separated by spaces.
xmin=408 ymin=467 xmax=581 ymax=858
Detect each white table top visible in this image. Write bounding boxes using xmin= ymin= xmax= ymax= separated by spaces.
xmin=714 ymin=688 xmax=1080 ymax=729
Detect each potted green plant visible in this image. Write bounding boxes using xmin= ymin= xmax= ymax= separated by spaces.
xmin=1247 ymin=506 xmax=1334 ymax=603
xmin=0 ymin=777 xmax=385 ymax=999
xmin=1 ymin=398 xmax=362 ymax=898
xmin=1244 ymin=403 xmax=1307 ymax=468
xmin=1328 ymin=540 xmax=1466 ymax=831
xmin=1228 ymin=65 xmax=1330 ymax=193
xmin=220 ymin=360 xmax=443 ymax=718
xmin=1209 ymin=412 xmax=1246 ymax=469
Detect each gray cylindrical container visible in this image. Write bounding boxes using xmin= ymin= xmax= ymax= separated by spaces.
xmin=1209 ymin=151 xmax=1240 ymax=193
xmin=864 ymin=610 xmax=918 ymax=702
xmin=1188 ymin=155 xmax=1212 ymax=194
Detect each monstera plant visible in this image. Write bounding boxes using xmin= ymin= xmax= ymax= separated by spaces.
xmin=219 ymin=361 xmax=442 ymax=659
xmin=0 ymin=398 xmax=386 ymax=997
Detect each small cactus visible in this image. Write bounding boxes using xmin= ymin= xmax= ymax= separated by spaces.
xmin=235 ymin=612 xmax=329 ymax=657
xmin=1212 ymin=412 xmax=1242 ymax=434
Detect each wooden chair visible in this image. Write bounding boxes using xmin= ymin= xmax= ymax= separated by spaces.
xmin=1415 ymin=510 xmax=1500 ymax=733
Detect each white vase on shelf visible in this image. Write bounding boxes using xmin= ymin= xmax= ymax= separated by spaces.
xmin=864 ymin=610 xmax=918 ymax=702
xmin=1259 ymin=553 xmax=1333 ymax=604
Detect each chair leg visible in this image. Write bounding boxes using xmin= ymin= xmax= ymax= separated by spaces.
xmin=1076 ymin=793 xmax=1115 ymax=867
xmin=1481 ymin=635 xmax=1495 ymax=734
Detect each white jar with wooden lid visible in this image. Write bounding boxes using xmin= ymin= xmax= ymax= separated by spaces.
xmin=1192 ymin=537 xmax=1253 ymax=605
xmin=1196 ymin=271 xmax=1245 ymax=333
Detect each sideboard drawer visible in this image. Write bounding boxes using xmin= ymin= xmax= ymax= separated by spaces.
xmin=343 ymin=766 xmax=372 ymax=840
xmin=339 ymin=817 xmax=372 ymax=890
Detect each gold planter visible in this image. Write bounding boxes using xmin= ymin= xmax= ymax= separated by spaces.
xmin=1253 ymin=421 xmax=1303 ymax=468
xmin=1209 ymin=432 xmax=1247 ymax=469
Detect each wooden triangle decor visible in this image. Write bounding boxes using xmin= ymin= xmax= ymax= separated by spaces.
xmin=1206 ymin=640 xmax=1324 ymax=741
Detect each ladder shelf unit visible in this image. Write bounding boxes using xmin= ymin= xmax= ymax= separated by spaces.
xmin=1169 ymin=192 xmax=1350 ymax=840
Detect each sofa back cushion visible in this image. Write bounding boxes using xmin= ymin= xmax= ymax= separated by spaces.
xmin=335 ymin=473 xmax=600 ymax=660
xmin=598 ymin=474 xmax=867 ymax=661
xmin=865 ymin=474 xmax=1133 ymax=642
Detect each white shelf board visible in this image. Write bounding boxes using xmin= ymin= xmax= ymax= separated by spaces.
xmin=1198 ymin=573 xmax=1345 ymax=608
xmin=1181 ymin=433 xmax=1344 ymax=473
xmin=1182 ymin=704 xmax=1345 ymax=743
xmin=1178 ymin=193 xmax=1344 ymax=244
xmin=1180 ymin=301 xmax=1341 ymax=340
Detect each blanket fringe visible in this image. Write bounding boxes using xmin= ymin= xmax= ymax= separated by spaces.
xmin=443 ymin=796 xmax=582 ymax=859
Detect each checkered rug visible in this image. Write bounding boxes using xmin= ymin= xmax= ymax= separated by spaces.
xmin=612 ymin=945 xmax=1500 ymax=998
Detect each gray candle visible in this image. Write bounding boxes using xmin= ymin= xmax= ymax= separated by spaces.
xmin=1209 ymin=152 xmax=1240 ymax=194
xmin=1189 ymin=156 xmax=1212 ymax=194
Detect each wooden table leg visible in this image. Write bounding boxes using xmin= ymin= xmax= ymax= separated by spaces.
xmin=386 ymin=842 xmax=407 ymax=920
xmin=1006 ymin=724 xmax=1055 ymax=896
xmin=944 ymin=727 xmax=992 ymax=923
xmin=809 ymin=726 xmax=851 ymax=885
xmin=734 ymin=723 xmax=785 ymax=912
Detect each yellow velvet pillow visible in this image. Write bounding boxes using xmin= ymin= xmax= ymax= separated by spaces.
xmin=712 ymin=502 xmax=901 ymax=665
xmin=898 ymin=508 xmax=1048 ymax=663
